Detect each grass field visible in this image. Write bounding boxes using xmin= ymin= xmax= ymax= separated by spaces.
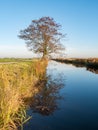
xmin=0 ymin=58 xmax=33 ymax=62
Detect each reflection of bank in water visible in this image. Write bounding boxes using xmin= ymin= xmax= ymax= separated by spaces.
xmin=69 ymin=63 xmax=98 ymax=74
xmin=53 ymin=59 xmax=98 ymax=74
xmin=72 ymin=64 xmax=98 ymax=74
xmin=70 ymin=64 xmax=98 ymax=74
xmin=87 ymin=67 xmax=98 ymax=74
xmin=28 ymin=73 xmax=64 ymax=116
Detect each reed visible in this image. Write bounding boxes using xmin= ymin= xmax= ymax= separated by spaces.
xmin=0 ymin=59 xmax=48 ymax=130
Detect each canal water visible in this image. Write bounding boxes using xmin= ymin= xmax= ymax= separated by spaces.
xmin=24 ymin=61 xmax=98 ymax=130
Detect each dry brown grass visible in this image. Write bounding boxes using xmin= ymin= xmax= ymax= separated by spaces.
xmin=0 ymin=59 xmax=48 ymax=130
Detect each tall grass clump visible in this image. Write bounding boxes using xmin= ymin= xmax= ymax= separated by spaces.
xmin=32 ymin=59 xmax=48 ymax=79
xmin=0 ymin=59 xmax=48 ymax=130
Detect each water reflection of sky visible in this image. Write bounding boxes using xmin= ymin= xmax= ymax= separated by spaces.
xmin=24 ymin=61 xmax=98 ymax=130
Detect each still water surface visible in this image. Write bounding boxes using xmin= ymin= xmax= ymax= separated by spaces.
xmin=24 ymin=61 xmax=98 ymax=130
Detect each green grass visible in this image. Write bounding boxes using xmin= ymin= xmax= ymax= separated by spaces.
xmin=0 ymin=58 xmax=33 ymax=62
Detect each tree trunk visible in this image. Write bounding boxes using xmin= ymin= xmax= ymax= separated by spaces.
xmin=42 ymin=52 xmax=47 ymax=59
xmin=42 ymin=42 xmax=48 ymax=59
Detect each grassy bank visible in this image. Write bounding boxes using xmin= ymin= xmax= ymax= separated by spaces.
xmin=0 ymin=59 xmax=48 ymax=130
xmin=0 ymin=58 xmax=33 ymax=63
xmin=53 ymin=58 xmax=98 ymax=68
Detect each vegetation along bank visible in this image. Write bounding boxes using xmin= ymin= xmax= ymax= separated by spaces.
xmin=0 ymin=58 xmax=48 ymax=130
xmin=53 ymin=58 xmax=98 ymax=68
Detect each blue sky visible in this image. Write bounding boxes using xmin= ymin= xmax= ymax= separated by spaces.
xmin=0 ymin=0 xmax=98 ymax=58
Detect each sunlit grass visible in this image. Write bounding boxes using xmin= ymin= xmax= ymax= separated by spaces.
xmin=0 ymin=58 xmax=33 ymax=62
xmin=0 ymin=59 xmax=48 ymax=130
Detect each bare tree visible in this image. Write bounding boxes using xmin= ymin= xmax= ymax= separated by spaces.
xmin=18 ymin=17 xmax=65 ymax=59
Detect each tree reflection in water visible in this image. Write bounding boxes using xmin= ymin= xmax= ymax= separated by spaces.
xmin=29 ymin=71 xmax=64 ymax=116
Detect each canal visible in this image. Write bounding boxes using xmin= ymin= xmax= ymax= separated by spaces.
xmin=24 ymin=60 xmax=98 ymax=130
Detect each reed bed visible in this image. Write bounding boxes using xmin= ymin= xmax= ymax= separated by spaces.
xmin=0 ymin=59 xmax=48 ymax=130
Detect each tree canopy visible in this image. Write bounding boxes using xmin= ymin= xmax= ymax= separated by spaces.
xmin=18 ymin=17 xmax=65 ymax=59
